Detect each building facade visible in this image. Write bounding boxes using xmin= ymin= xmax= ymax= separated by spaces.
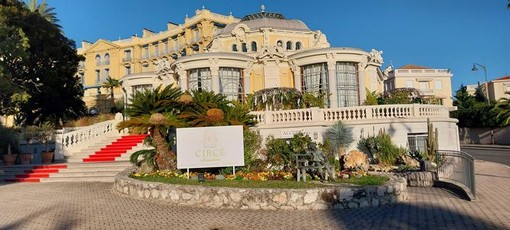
xmin=384 ymin=64 xmax=453 ymax=107
xmin=77 ymin=7 xmax=386 ymax=112
xmin=488 ymin=76 xmax=510 ymax=102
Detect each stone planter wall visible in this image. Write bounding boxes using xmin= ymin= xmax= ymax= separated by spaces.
xmin=393 ymin=171 xmax=437 ymax=187
xmin=114 ymin=169 xmax=408 ymax=210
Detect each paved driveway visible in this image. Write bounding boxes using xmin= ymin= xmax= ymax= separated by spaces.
xmin=0 ymin=160 xmax=509 ymax=230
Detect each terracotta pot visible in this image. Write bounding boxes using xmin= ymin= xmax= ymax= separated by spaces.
xmin=41 ymin=151 xmax=54 ymax=164
xmin=3 ymin=154 xmax=17 ymax=166
xmin=20 ymin=153 xmax=32 ymax=165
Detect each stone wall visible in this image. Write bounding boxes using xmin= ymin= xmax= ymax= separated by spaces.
xmin=459 ymin=126 xmax=510 ymax=145
xmin=393 ymin=171 xmax=437 ymax=187
xmin=114 ymin=169 xmax=408 ymax=210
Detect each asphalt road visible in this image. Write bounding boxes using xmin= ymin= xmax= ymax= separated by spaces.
xmin=461 ymin=147 xmax=510 ymax=166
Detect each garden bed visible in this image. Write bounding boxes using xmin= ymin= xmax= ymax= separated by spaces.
xmin=114 ymin=168 xmax=408 ymax=210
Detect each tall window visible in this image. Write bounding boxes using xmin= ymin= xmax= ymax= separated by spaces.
xmin=241 ymin=43 xmax=247 ymax=52
xmin=219 ymin=67 xmax=244 ymax=101
xmin=143 ymin=45 xmax=149 ymax=59
xmin=188 ymin=68 xmax=212 ymax=91
xmin=251 ymin=41 xmax=257 ymax=52
xmin=95 ymin=70 xmax=100 ymax=84
xmin=104 ymin=53 xmax=110 ymax=65
xmin=173 ymin=38 xmax=179 ymax=51
xmin=286 ymin=41 xmax=292 ymax=50
xmin=125 ymin=66 xmax=131 ymax=75
xmin=104 ymin=68 xmax=109 ymax=81
xmin=301 ymin=63 xmax=329 ymax=106
xmin=435 ymin=80 xmax=443 ymax=89
xmin=405 ymin=80 xmax=414 ymax=88
xmin=123 ymin=50 xmax=131 ymax=62
xmin=408 ymin=133 xmax=428 ymax=154
xmin=153 ymin=43 xmax=159 ymax=57
xmin=95 ymin=55 xmax=101 ymax=66
xmin=336 ymin=62 xmax=359 ymax=107
xmin=295 ymin=41 xmax=302 ymax=50
xmin=232 ymin=44 xmax=238 ymax=52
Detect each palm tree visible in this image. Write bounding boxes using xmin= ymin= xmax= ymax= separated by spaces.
xmin=127 ymin=84 xmax=182 ymax=117
xmin=25 ymin=0 xmax=61 ymax=30
xmin=495 ymin=92 xmax=510 ymax=125
xmin=324 ymin=121 xmax=354 ymax=158
xmin=102 ymin=76 xmax=121 ymax=113
xmin=117 ymin=113 xmax=185 ymax=171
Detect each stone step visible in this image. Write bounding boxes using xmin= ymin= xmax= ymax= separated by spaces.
xmin=48 ymin=171 xmax=118 ymax=178
xmin=40 ymin=176 xmax=116 ymax=183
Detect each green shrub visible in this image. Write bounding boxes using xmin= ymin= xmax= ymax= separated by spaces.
xmin=264 ymin=133 xmax=315 ymax=171
xmin=243 ymin=129 xmax=261 ymax=169
xmin=358 ymin=131 xmax=406 ymax=166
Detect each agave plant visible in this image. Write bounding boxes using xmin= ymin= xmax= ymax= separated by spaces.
xmin=324 ymin=121 xmax=354 ymax=157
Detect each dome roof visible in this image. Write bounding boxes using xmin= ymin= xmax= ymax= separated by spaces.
xmin=220 ymin=11 xmax=310 ymax=35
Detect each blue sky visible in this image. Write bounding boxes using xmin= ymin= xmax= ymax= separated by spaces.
xmin=47 ymin=0 xmax=510 ymax=93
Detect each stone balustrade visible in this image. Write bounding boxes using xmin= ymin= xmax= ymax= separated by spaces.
xmin=250 ymin=104 xmax=450 ymax=126
xmin=114 ymin=168 xmax=408 ymax=210
xmin=54 ymin=113 xmax=123 ymax=159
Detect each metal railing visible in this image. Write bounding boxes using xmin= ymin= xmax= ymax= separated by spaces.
xmin=436 ymin=150 xmax=476 ymax=199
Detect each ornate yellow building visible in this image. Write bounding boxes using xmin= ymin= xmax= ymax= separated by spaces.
xmin=78 ymin=7 xmax=386 ymax=112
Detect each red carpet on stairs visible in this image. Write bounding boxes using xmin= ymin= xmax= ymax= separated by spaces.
xmin=4 ymin=164 xmax=68 ymax=183
xmin=82 ymin=135 xmax=147 ymax=163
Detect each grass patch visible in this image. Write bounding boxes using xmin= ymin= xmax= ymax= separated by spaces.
xmin=334 ymin=174 xmax=389 ymax=186
xmin=133 ymin=174 xmax=389 ymax=189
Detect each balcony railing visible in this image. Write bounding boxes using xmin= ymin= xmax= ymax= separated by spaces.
xmin=122 ymin=57 xmax=132 ymax=62
xmin=250 ymin=104 xmax=450 ymax=126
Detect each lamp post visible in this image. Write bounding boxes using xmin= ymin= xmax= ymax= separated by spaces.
xmin=471 ymin=63 xmax=490 ymax=105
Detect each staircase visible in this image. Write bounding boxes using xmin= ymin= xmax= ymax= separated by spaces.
xmin=0 ymin=134 xmax=148 ymax=183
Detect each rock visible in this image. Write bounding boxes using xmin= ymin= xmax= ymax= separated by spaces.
xmin=399 ymin=155 xmax=420 ymax=167
xmin=304 ymin=190 xmax=318 ymax=204
xmin=272 ymin=192 xmax=288 ymax=205
xmin=343 ymin=150 xmax=369 ymax=171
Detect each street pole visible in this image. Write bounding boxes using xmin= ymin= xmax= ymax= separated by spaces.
xmin=471 ymin=63 xmax=490 ymax=106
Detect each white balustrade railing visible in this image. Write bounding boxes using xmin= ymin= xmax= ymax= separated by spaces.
xmin=55 ymin=114 xmax=124 ymax=159
xmin=250 ymin=104 xmax=451 ymax=126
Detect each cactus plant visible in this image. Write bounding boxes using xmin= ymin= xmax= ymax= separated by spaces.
xmin=426 ymin=118 xmax=438 ymax=162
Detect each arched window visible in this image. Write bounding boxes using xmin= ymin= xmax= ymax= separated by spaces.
xmin=251 ymin=41 xmax=257 ymax=52
xmin=95 ymin=54 xmax=101 ymax=66
xmin=104 ymin=53 xmax=110 ymax=65
xmin=286 ymin=41 xmax=292 ymax=50
xmin=241 ymin=43 xmax=247 ymax=52
xmin=232 ymin=44 xmax=238 ymax=52
xmin=295 ymin=42 xmax=302 ymax=50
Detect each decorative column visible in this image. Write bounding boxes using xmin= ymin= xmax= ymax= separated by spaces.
xmin=209 ymin=58 xmax=220 ymax=93
xmin=243 ymin=61 xmax=253 ymax=94
xmin=327 ymin=60 xmax=337 ymax=108
xmin=358 ymin=62 xmax=367 ymax=106
xmin=290 ymin=59 xmax=302 ymax=91
xmin=176 ymin=63 xmax=187 ymax=91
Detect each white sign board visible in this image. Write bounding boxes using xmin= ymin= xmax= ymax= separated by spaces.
xmin=176 ymin=126 xmax=244 ymax=169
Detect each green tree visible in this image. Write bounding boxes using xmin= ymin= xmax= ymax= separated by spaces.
xmin=1 ymin=0 xmax=85 ymax=126
xmin=451 ymin=84 xmax=501 ymax=128
xmin=363 ymin=88 xmax=379 ymax=105
xmin=495 ymin=92 xmax=510 ymax=126
xmin=25 ymin=0 xmax=61 ymax=29
xmin=102 ymin=76 xmax=121 ymax=113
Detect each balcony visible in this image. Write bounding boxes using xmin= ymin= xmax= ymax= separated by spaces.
xmin=122 ymin=57 xmax=132 ymax=62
